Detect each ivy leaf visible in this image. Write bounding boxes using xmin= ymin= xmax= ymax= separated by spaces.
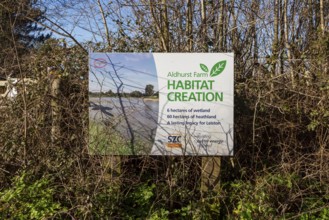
xmin=210 ymin=60 xmax=227 ymax=77
xmin=200 ymin=63 xmax=209 ymax=72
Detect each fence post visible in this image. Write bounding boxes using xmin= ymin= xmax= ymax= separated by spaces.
xmin=201 ymin=157 xmax=221 ymax=193
xmin=50 ymin=70 xmax=61 ymax=148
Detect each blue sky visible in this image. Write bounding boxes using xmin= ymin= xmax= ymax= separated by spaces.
xmin=89 ymin=53 xmax=158 ymax=93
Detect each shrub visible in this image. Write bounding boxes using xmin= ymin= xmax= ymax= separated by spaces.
xmin=0 ymin=172 xmax=65 ymax=219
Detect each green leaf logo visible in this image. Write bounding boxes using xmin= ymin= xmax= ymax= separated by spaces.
xmin=200 ymin=63 xmax=209 ymax=72
xmin=210 ymin=60 xmax=226 ymax=77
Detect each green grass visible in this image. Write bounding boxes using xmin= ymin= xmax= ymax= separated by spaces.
xmin=143 ymin=96 xmax=159 ymax=100
xmin=89 ymin=121 xmax=152 ymax=155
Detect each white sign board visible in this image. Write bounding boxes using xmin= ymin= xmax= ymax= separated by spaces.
xmin=89 ymin=53 xmax=234 ymax=156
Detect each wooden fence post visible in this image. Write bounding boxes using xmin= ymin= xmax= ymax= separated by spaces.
xmin=201 ymin=157 xmax=221 ymax=193
xmin=50 ymin=72 xmax=61 ymax=148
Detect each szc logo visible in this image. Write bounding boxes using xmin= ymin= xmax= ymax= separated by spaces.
xmin=166 ymin=135 xmax=182 ymax=148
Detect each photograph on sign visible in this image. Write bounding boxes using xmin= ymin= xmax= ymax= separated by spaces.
xmin=89 ymin=53 xmax=234 ymax=156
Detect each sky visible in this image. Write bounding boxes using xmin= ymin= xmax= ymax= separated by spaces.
xmin=89 ymin=53 xmax=158 ymax=93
